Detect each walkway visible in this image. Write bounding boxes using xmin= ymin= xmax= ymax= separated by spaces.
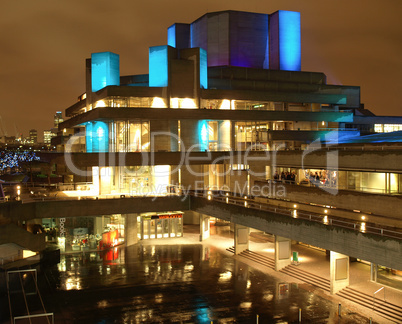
xmin=143 ymin=224 xmax=402 ymax=323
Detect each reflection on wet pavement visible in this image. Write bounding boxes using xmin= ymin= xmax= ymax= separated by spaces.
xmin=42 ymin=242 xmax=370 ymax=323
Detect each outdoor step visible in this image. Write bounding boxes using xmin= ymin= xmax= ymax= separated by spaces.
xmin=238 ymin=251 xmax=275 ymax=269
xmin=279 ymin=269 xmax=330 ymax=291
xmin=279 ymin=266 xmax=329 ymax=284
xmin=337 ymin=289 xmax=402 ymax=323
xmin=341 ymin=287 xmax=402 ymax=320
xmin=241 ymin=250 xmax=275 ymax=263
xmin=286 ymin=265 xmax=331 ymax=284
xmin=280 ymin=266 xmax=330 ymax=290
xmin=280 ymin=269 xmax=330 ymax=291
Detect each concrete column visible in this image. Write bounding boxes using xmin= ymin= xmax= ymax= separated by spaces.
xmin=125 ymin=213 xmax=138 ymax=246
xmin=199 ymin=214 xmax=210 ymax=241
xmin=94 ymin=216 xmax=103 ymax=236
xmin=234 ymin=224 xmax=249 ymax=255
xmin=330 ymin=251 xmax=349 ymax=294
xmin=150 ymin=120 xmax=171 ymax=152
xmin=275 ymin=235 xmax=292 ymax=271
xmin=230 ymin=121 xmax=236 ymax=151
xmin=180 ymin=120 xmax=199 ymax=150
xmin=202 ymin=245 xmax=210 ymax=261
xmin=370 ymin=263 xmax=377 ymax=282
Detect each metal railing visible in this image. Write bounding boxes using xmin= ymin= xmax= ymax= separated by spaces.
xmin=373 ymin=286 xmax=385 ymax=311
xmin=190 ymin=191 xmax=402 ymax=240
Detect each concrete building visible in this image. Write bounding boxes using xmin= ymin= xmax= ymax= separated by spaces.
xmin=21 ymin=10 xmax=402 ymax=295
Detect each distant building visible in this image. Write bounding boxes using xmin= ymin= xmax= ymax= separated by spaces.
xmin=44 ymin=130 xmax=57 ymax=144
xmin=29 ymin=129 xmax=37 ymax=144
xmin=54 ymin=111 xmax=63 ymax=128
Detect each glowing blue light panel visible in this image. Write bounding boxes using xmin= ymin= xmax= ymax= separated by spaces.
xmin=278 ymin=10 xmax=301 ymax=71
xmin=85 ymin=122 xmax=93 ymax=153
xmin=200 ymin=48 xmax=208 ymax=89
xmin=92 ymin=121 xmax=109 ymax=152
xmin=168 ymin=25 xmax=176 ymax=47
xmin=149 ymin=46 xmax=169 ymax=87
xmin=91 ymin=52 xmax=120 ymax=92
xmin=198 ymin=120 xmax=208 ymax=151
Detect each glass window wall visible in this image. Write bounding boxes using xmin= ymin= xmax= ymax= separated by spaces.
xmin=55 ymin=215 xmax=125 ymax=253
xmin=109 ymin=121 xmax=149 ymax=152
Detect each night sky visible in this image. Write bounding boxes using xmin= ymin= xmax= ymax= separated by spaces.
xmin=1 ymin=0 xmax=401 ymax=140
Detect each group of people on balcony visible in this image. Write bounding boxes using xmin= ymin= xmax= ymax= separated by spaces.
xmin=273 ymin=171 xmax=296 ymax=184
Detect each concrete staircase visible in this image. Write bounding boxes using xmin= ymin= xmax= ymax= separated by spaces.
xmin=279 ymin=264 xmax=330 ymax=292
xmin=227 ymin=247 xmax=402 ymax=322
xmin=228 ymin=247 xmax=276 ymax=270
xmin=227 ymin=247 xmax=329 ymax=290
xmin=337 ymin=287 xmax=402 ymax=323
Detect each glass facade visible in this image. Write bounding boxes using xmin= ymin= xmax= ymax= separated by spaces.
xmin=93 ymin=96 xmax=167 ymax=109
xmin=138 ymin=213 xmax=183 ymax=240
xmin=50 ymin=215 xmax=126 ymax=253
xmin=269 ymin=168 xmax=402 ymax=194
xmin=374 ymin=124 xmax=402 ymax=133
xmin=93 ymin=165 xmax=171 ymax=196
xmin=109 ymin=121 xmax=150 ymax=152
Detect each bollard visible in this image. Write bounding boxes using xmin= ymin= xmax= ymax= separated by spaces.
xmin=299 ymin=308 xmax=302 ymax=323
xmin=338 ymin=303 xmax=341 ymax=317
xmin=256 ymin=314 xmax=259 ymax=324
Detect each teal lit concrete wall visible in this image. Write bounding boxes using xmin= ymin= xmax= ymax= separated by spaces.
xmin=91 ymin=52 xmax=120 ymax=92
xmin=85 ymin=121 xmax=109 ymax=152
xmin=149 ymin=46 xmax=169 ymax=87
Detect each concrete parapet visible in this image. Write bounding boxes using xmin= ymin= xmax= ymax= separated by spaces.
xmin=190 ymin=196 xmax=402 ymax=271
xmin=0 ymin=223 xmax=46 ymax=252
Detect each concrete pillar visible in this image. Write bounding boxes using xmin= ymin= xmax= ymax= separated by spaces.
xmin=94 ymin=216 xmax=103 ymax=236
xmin=275 ymin=235 xmax=292 ymax=271
xmin=370 ymin=263 xmax=377 ymax=282
xmin=234 ymin=224 xmax=249 ymax=255
xmin=330 ymin=251 xmax=349 ymax=294
xmin=202 ymin=245 xmax=210 ymax=261
xmin=218 ymin=120 xmax=231 ymax=150
xmin=180 ymin=120 xmax=199 ymax=150
xmin=125 ymin=213 xmax=138 ymax=246
xmin=183 ymin=211 xmax=200 ymax=225
xmin=150 ymin=120 xmax=171 ymax=152
xmin=199 ymin=214 xmax=210 ymax=241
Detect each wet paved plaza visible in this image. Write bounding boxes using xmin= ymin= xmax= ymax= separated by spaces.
xmin=34 ymin=227 xmax=372 ymax=324
xmin=1 ymin=225 xmax=386 ymax=323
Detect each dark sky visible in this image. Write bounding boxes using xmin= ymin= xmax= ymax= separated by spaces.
xmin=1 ymin=0 xmax=402 ymax=140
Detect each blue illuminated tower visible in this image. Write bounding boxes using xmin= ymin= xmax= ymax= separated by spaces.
xmin=91 ymin=52 xmax=120 ymax=92
xmin=167 ymin=10 xmax=301 ymax=71
xmin=269 ymin=10 xmax=301 ymax=71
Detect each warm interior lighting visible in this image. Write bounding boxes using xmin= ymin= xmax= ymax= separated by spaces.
xmin=151 ymin=97 xmax=167 ymax=108
xmin=170 ymin=97 xmax=197 ymax=109
xmin=181 ymin=98 xmax=197 ymax=109
xmin=23 ymin=250 xmax=36 ymax=258
xmin=220 ymin=100 xmax=231 ymax=110
xmin=95 ymin=100 xmax=106 ymax=108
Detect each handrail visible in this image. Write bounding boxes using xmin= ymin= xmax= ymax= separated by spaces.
xmin=2 ymin=188 xmax=402 ymax=240
xmin=373 ymin=286 xmax=385 ymax=310
xmin=190 ymin=191 xmax=402 ymax=240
